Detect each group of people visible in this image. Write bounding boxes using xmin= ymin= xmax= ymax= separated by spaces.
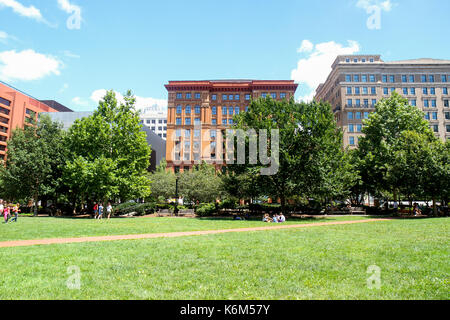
xmin=0 ymin=199 xmax=20 ymax=224
xmin=93 ymin=202 xmax=113 ymax=220
xmin=263 ymin=213 xmax=286 ymax=223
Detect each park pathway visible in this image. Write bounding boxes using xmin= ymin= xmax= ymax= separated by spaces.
xmin=0 ymin=218 xmax=392 ymax=248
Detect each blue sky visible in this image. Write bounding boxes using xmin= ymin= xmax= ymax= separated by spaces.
xmin=0 ymin=0 xmax=449 ymax=111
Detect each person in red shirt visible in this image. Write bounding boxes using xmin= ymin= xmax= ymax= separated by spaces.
xmin=93 ymin=202 xmax=99 ymax=219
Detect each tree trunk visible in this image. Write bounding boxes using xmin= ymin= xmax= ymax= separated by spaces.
xmin=433 ymin=198 xmax=437 ymax=216
xmin=33 ymin=193 xmax=39 ymax=217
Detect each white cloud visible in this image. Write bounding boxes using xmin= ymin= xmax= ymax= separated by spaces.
xmin=291 ymin=40 xmax=361 ymax=99
xmin=91 ymin=89 xmax=168 ymax=113
xmin=72 ymin=96 xmax=90 ymax=107
xmin=296 ymin=91 xmax=316 ymax=103
xmin=356 ymin=0 xmax=393 ymax=12
xmin=62 ymin=50 xmax=80 ymax=59
xmin=0 ymin=49 xmax=62 ymax=82
xmin=297 ymin=40 xmax=314 ymax=53
xmin=0 ymin=0 xmax=45 ymax=22
xmin=57 ymin=0 xmax=82 ymax=30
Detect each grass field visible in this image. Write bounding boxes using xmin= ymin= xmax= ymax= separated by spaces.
xmin=0 ymin=215 xmax=369 ymax=241
xmin=0 ymin=217 xmax=448 ymax=300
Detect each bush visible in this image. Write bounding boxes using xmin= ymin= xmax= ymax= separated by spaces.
xmin=219 ymin=198 xmax=237 ymax=209
xmin=196 ymin=203 xmax=217 ymax=217
xmin=113 ymin=202 xmax=155 ymax=216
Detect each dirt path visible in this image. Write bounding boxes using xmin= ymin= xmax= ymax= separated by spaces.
xmin=0 ymin=218 xmax=391 ymax=248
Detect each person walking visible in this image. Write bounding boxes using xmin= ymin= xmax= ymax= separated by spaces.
xmin=0 ymin=200 xmax=4 ymax=223
xmin=97 ymin=203 xmax=104 ymax=220
xmin=106 ymin=202 xmax=113 ymax=220
xmin=10 ymin=204 xmax=20 ymax=223
xmin=3 ymin=205 xmax=10 ymax=223
xmin=93 ymin=202 xmax=99 ymax=219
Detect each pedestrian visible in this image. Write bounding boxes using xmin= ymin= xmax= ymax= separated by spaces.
xmin=93 ymin=202 xmax=98 ymax=219
xmin=10 ymin=204 xmax=20 ymax=223
xmin=3 ymin=205 xmax=10 ymax=223
xmin=106 ymin=202 xmax=113 ymax=220
xmin=98 ymin=203 xmax=104 ymax=220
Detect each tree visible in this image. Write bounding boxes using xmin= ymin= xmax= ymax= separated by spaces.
xmin=179 ymin=162 xmax=223 ymax=205
xmin=64 ymin=90 xmax=151 ymax=209
xmin=358 ymin=92 xmax=436 ymax=201
xmin=148 ymin=160 xmax=176 ymax=202
xmin=230 ymin=97 xmax=352 ymax=213
xmin=0 ymin=115 xmax=66 ymax=215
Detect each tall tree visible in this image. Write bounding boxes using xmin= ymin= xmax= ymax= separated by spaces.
xmin=64 ymin=90 xmax=152 ymax=208
xmin=148 ymin=160 xmax=176 ymax=202
xmin=0 ymin=115 xmax=66 ymax=215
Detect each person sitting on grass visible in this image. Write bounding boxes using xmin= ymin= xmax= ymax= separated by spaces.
xmin=272 ymin=214 xmax=279 ymax=223
xmin=279 ymin=213 xmax=286 ymax=223
xmin=263 ymin=214 xmax=270 ymax=222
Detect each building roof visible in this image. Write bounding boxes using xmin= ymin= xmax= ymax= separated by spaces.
xmin=385 ymin=58 xmax=450 ymax=65
xmin=40 ymin=100 xmax=73 ymax=112
xmin=165 ymin=80 xmax=298 ymax=92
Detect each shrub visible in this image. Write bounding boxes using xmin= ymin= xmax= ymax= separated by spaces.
xmin=196 ymin=203 xmax=217 ymax=217
xmin=219 ymin=198 xmax=237 ymax=209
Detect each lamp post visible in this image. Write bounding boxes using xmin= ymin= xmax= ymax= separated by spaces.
xmin=174 ymin=176 xmax=179 ymax=216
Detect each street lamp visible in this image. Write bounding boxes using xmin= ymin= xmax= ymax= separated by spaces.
xmin=174 ymin=176 xmax=179 ymax=216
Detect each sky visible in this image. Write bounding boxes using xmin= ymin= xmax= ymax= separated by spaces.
xmin=0 ymin=0 xmax=449 ymax=112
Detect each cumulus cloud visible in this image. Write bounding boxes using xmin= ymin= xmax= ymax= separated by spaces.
xmin=62 ymin=50 xmax=80 ymax=59
xmin=91 ymin=89 xmax=168 ymax=113
xmin=72 ymin=96 xmax=90 ymax=107
xmin=291 ymin=40 xmax=361 ymax=99
xmin=57 ymin=0 xmax=82 ymax=30
xmin=0 ymin=49 xmax=62 ymax=82
xmin=0 ymin=0 xmax=45 ymax=22
xmin=297 ymin=40 xmax=314 ymax=53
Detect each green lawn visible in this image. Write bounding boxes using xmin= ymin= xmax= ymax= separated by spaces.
xmin=0 ymin=215 xmax=369 ymax=241
xmin=0 ymin=217 xmax=448 ymax=300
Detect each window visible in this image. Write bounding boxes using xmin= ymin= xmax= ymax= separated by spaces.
xmin=185 ymin=118 xmax=191 ymax=125
xmin=421 ymin=75 xmax=427 ymax=82
xmin=271 ymin=93 xmax=277 ymax=99
xmin=355 ymin=87 xmax=360 ymax=94
xmin=176 ymin=93 xmax=183 ymax=99
xmin=410 ymin=88 xmax=416 ymax=95
xmin=362 ymin=75 xmax=368 ymax=82
xmin=176 ymin=105 xmax=182 ymax=114
xmin=212 ymin=119 xmax=217 ymax=125
xmin=210 ymin=130 xmax=217 ymax=138
xmin=222 ymin=107 xmax=227 ymax=115
xmin=229 ymin=95 xmax=234 ymax=101
xmin=346 ymin=58 xmax=350 ymax=63
xmin=158 ymin=120 xmax=163 ymax=124
xmin=356 ymin=112 xmax=362 ymax=119
xmin=151 ymin=127 xmax=155 ymax=131
xmin=347 ymin=87 xmax=352 ymax=94
xmin=411 ymin=99 xmax=417 ymax=107
xmin=447 ymin=125 xmax=450 ymax=133
xmin=432 ymin=125 xmax=439 ymax=133
xmin=164 ymin=120 xmax=167 ymax=124
xmin=409 ymin=75 xmax=415 ymax=83
xmin=346 ymin=75 xmax=352 ymax=82
xmin=356 ymin=99 xmax=361 ymax=107
xmin=347 ymin=99 xmax=352 ymax=107
xmin=194 ymin=129 xmax=200 ymax=138
xmin=261 ymin=93 xmax=267 ymax=98
xmin=424 ymin=113 xmax=430 ymax=120
xmin=383 ymin=88 xmax=388 ymax=95
xmin=212 ymin=106 xmax=217 ymax=115
xmin=348 ymin=124 xmax=354 ymax=133
xmin=0 ymin=97 xmax=11 ymax=106
xmin=245 ymin=94 xmax=251 ymax=100
xmin=371 ymin=87 xmax=376 ymax=94
xmin=389 ymin=75 xmax=395 ymax=83
xmin=424 ymin=100 xmax=429 ymax=108
xmin=354 ymin=59 xmax=358 ymax=63
xmin=235 ymin=94 xmax=240 ymax=101
xmin=228 ymin=119 xmax=233 ymax=125
xmin=442 ymin=75 xmax=447 ymax=83
xmin=152 ymin=120 xmax=156 ymax=124
xmin=195 ymin=105 xmax=201 ymax=114
xmin=431 ymin=100 xmax=437 ymax=107
xmin=364 ymin=99 xmax=369 ymax=107
xmin=185 ymin=129 xmax=191 ymax=137
xmin=348 ymin=112 xmax=353 ymax=120
xmin=349 ymin=136 xmax=355 ymax=146
xmin=362 ymin=87 xmax=368 ymax=94
xmin=444 ymin=100 xmax=449 ymax=107
xmin=146 ymin=120 xmax=150 ymax=124
xmin=194 ymin=118 xmax=201 ymax=125
xmin=445 ymin=112 xmax=450 ymax=120
xmin=186 ymin=93 xmax=191 ymax=99
xmin=444 ymin=88 xmax=448 ymax=95
xmin=382 ymin=75 xmax=388 ymax=83
xmin=176 ymin=118 xmax=182 ymax=125
xmin=353 ymin=75 xmax=360 ymax=82
xmin=185 ymin=105 xmax=191 ymax=114
xmin=364 ymin=112 xmax=369 ymax=119
xmin=222 ymin=94 xmax=228 ymax=101
xmin=222 ymin=119 xmax=227 ymax=125
xmin=403 ymin=88 xmax=408 ymax=95
xmin=280 ymin=93 xmax=286 ymax=99
xmin=212 ymin=94 xmax=217 ymax=101
xmin=429 ymin=75 xmax=435 ymax=83
xmin=158 ymin=126 xmax=162 ymax=131
xmin=390 ymin=88 xmax=395 ymax=93
xmin=356 ymin=124 xmax=362 ymax=133
xmin=369 ymin=75 xmax=375 ymax=82
xmin=195 ymin=93 xmax=201 ymax=99
xmin=370 ymin=58 xmax=374 ymax=63
xmin=26 ymin=109 xmax=36 ymax=118
xmin=229 ymin=107 xmax=233 ymax=116
xmin=176 ymin=129 xmax=182 ymax=137
xmin=430 ymin=88 xmax=436 ymax=95
xmin=235 ymin=107 xmax=240 ymax=115
xmin=432 ymin=112 xmax=438 ymax=120
xmin=362 ymin=58 xmax=366 ymax=63
xmin=372 ymin=99 xmax=377 ymax=106
xmin=402 ymin=75 xmax=407 ymax=82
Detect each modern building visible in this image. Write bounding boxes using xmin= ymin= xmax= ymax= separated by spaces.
xmin=43 ymin=111 xmax=166 ymax=171
xmin=139 ymin=106 xmax=167 ymax=140
xmin=315 ymin=55 xmax=450 ymax=148
xmin=164 ymin=80 xmax=298 ymax=173
xmin=0 ymin=81 xmax=65 ymax=161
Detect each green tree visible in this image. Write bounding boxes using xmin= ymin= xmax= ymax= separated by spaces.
xmin=64 ymin=90 xmax=151 ymax=208
xmin=231 ymin=97 xmax=352 ymax=213
xmin=0 ymin=115 xmax=66 ymax=215
xmin=148 ymin=160 xmax=176 ymax=202
xmin=179 ymin=162 xmax=222 ymax=205
xmin=358 ymin=92 xmax=436 ymax=201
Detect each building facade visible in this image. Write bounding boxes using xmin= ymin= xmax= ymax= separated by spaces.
xmin=0 ymin=81 xmax=61 ymax=161
xmin=315 ymin=55 xmax=450 ymax=148
xmin=139 ymin=106 xmax=168 ymax=140
xmin=165 ymin=80 xmax=298 ymax=173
